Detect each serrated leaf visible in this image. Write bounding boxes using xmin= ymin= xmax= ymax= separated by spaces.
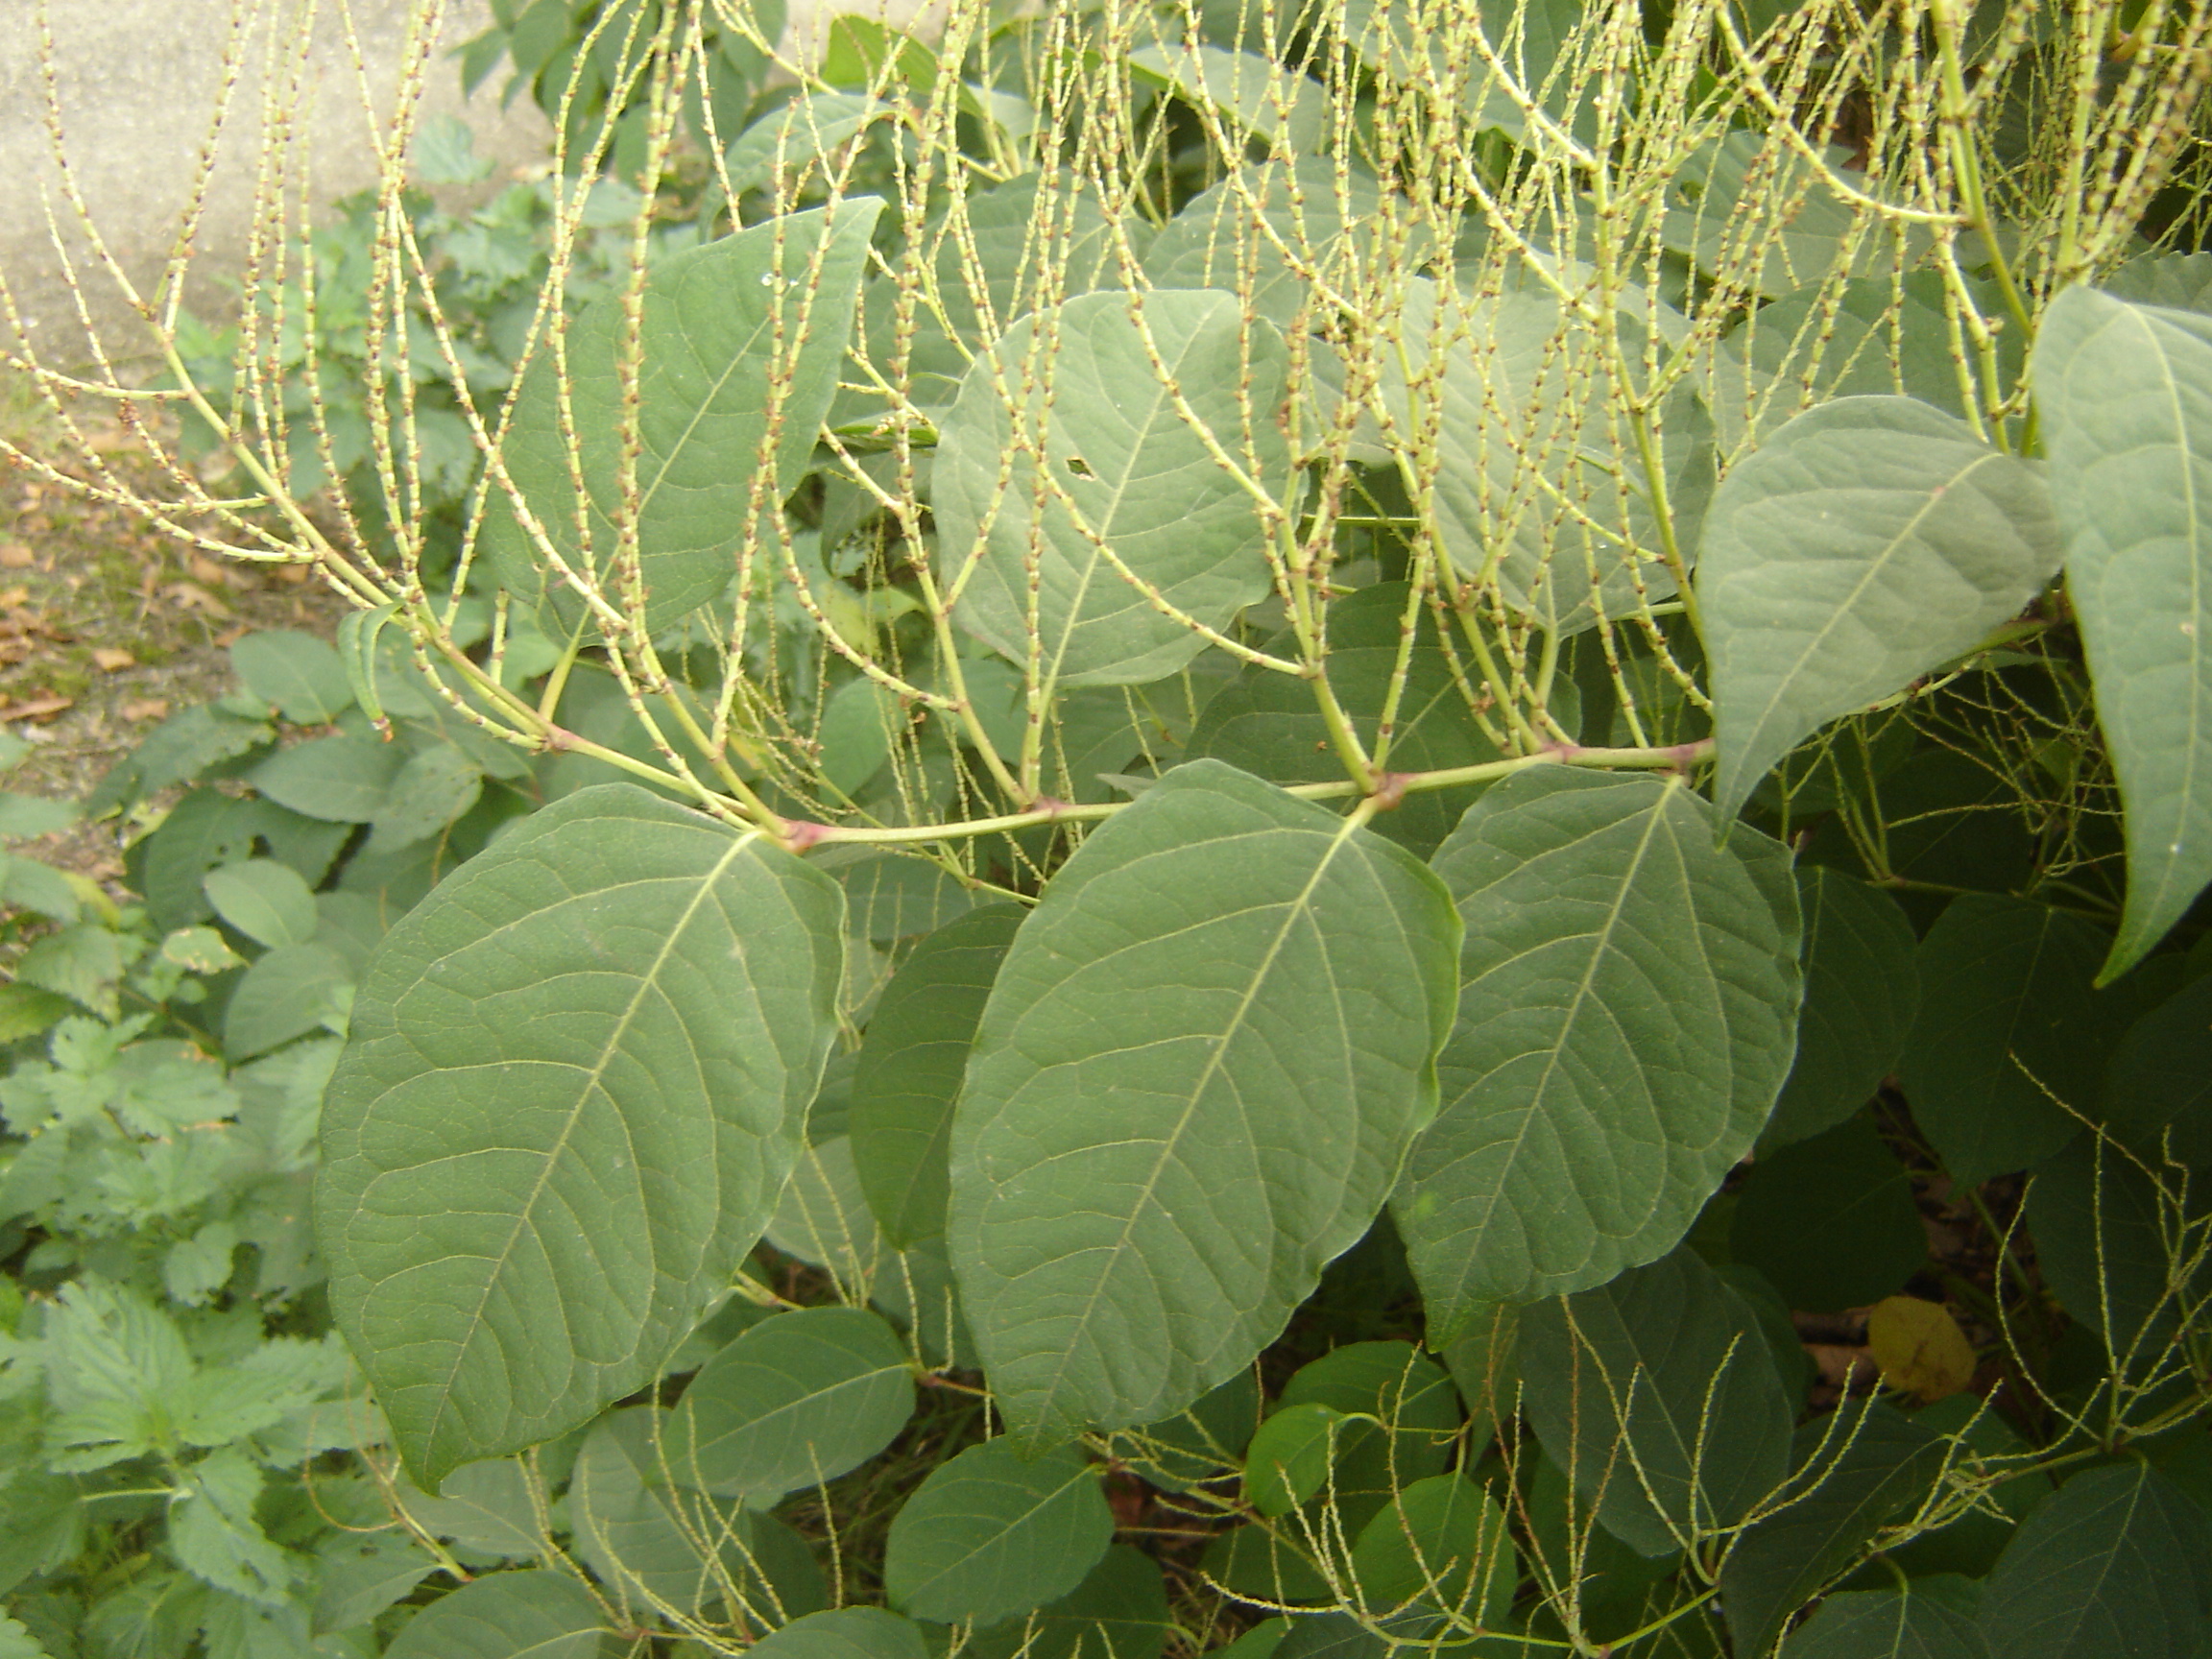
xmin=968 ymin=1545 xmax=1172 ymax=1659
xmin=0 ymin=852 xmax=78 ymax=923
xmin=950 ymin=759 xmax=1460 ymax=1441
xmin=0 ymin=1616 xmax=50 ymax=1659
xmin=1761 ymin=868 xmax=1920 ymax=1151
xmin=1897 ymin=894 xmax=2110 ymax=1184
xmin=251 ymin=734 xmax=405 ymax=823
xmin=883 ymin=1440 xmax=1114 ymax=1625
xmin=669 ymin=1305 xmax=913 ymax=1501
xmin=229 ymin=631 xmax=353 ymax=724
xmin=1395 ymin=769 xmax=1803 ymax=1318
xmin=203 ymin=859 xmax=319 ymax=950
xmin=1519 ymin=1247 xmax=1794 ymax=1556
xmin=1702 ymin=396 xmax=2063 ymax=821
xmin=849 ymin=903 xmax=1022 ymax=1245
xmin=485 ymin=201 xmax=880 ymax=635
xmin=749 ymin=1609 xmax=929 ymax=1659
xmin=935 ymin=290 xmax=1289 ymax=687
xmin=317 ymin=782 xmax=846 ymax=1486
xmin=1978 ymin=1461 xmax=2212 ymax=1659
xmin=380 ymin=1569 xmax=609 ymax=1659
xmin=2032 ymin=287 xmax=2212 ymax=978
xmin=1731 ymin=1118 xmax=1926 ymax=1311
xmin=1720 ymin=1405 xmax=1950 ymax=1656
xmin=1779 ymin=1587 xmax=1991 ymax=1659
xmin=169 ymin=1448 xmax=297 ymax=1606
xmin=16 ymin=924 xmax=132 ymax=1015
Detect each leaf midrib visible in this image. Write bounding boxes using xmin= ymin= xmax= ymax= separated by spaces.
xmin=416 ymin=828 xmax=765 ymax=1464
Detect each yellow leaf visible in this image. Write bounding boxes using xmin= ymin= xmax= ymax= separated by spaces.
xmin=1866 ymin=1296 xmax=1976 ymax=1402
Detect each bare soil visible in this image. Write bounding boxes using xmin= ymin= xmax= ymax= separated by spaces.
xmin=0 ymin=371 xmax=349 ymax=886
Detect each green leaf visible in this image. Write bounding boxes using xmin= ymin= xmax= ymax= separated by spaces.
xmin=365 ymin=745 xmax=486 ymax=856
xmin=1761 ymin=868 xmax=1920 ymax=1151
xmin=380 ymin=1569 xmax=609 ymax=1659
xmin=1348 ymin=1473 xmax=1516 ymax=1618
xmin=724 ymin=92 xmax=889 ymax=195
xmin=1395 ymin=769 xmax=1803 ymax=1318
xmin=749 ymin=1609 xmax=929 ymax=1659
xmin=949 ymin=759 xmax=1460 ymax=1440
xmin=485 ymin=201 xmax=881 ymax=635
xmin=849 ymin=903 xmax=1022 ymax=1245
xmin=202 ymin=859 xmax=319 ymax=950
xmin=1186 ymin=583 xmax=1509 ymax=858
xmin=570 ymin=1407 xmax=773 ymax=1620
xmin=1701 ymin=396 xmax=2063 ymax=821
xmin=251 ymin=734 xmax=405 ymax=823
xmin=817 ymin=676 xmax=903 ymax=798
xmin=311 ymin=1531 xmax=437 ymax=1637
xmin=168 ymin=1448 xmax=297 ymax=1606
xmin=1242 ymin=1402 xmax=1346 ymax=1519
xmin=0 ymin=792 xmax=76 ymax=839
xmin=834 ymin=853 xmax=982 ymax=941
xmin=1978 ymin=1462 xmax=2212 ymax=1659
xmin=1127 ymin=44 xmax=1327 ymax=148
xmin=1779 ymin=1587 xmax=1992 ymax=1659
xmin=0 ymin=852 xmax=77 ymax=923
xmin=0 ymin=1616 xmax=51 ymax=1659
xmin=2025 ymin=1136 xmax=2192 ymax=1358
xmin=2097 ymin=974 xmax=2212 ymax=1166
xmin=1275 ymin=1340 xmax=1464 ymax=1527
xmin=1398 ymin=282 xmax=1707 ymax=636
xmin=1142 ymin=157 xmax=1380 ymax=330
xmin=968 ymin=1546 xmax=1172 ymax=1659
xmin=1519 ymin=1247 xmax=1794 ymax=1556
xmin=224 ymin=942 xmax=353 ymax=1062
xmin=1719 ymin=1405 xmax=1949 ymax=1657
xmin=1730 ymin=1118 xmax=1926 ymax=1312
xmin=1897 ymin=894 xmax=2111 ymax=1184
xmin=1123 ymin=1369 xmax=1262 ymax=1492
xmin=0 ymin=984 xmax=71 ymax=1045
xmin=393 ymin=1457 xmax=543 ymax=1559
xmin=317 ymin=782 xmax=846 ymax=1486
xmin=2032 ymin=287 xmax=2212 ymax=977
xmin=669 ymin=1306 xmax=913 ymax=1501
xmin=882 ymin=1439 xmax=1114 ymax=1625
xmin=229 ymin=631 xmax=354 ymax=724
xmin=16 ymin=923 xmax=132 ymax=1015
xmin=935 ymin=290 xmax=1290 ymax=686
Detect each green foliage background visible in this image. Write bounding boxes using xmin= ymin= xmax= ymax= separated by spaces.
xmin=3 ymin=0 xmax=2212 ymax=1655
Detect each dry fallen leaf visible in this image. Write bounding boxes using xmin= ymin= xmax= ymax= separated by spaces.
xmin=187 ymin=554 xmax=234 ymax=588
xmin=0 ymin=544 xmax=35 ymax=569
xmin=272 ymin=564 xmax=311 ymax=585
xmin=90 ymin=647 xmax=135 ymax=672
xmin=1867 ymin=1295 xmax=1977 ymax=1403
xmin=0 ymin=587 xmax=28 ymax=610
xmin=0 ymin=695 xmax=74 ymax=723
xmin=120 ymin=698 xmax=171 ymax=722
xmin=164 ymin=581 xmax=232 ymax=618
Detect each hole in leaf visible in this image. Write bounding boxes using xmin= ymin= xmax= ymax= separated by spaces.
xmin=1065 ymin=455 xmax=1095 ymax=478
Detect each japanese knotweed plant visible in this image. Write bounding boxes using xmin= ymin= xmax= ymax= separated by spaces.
xmin=7 ymin=0 xmax=2212 ymax=1654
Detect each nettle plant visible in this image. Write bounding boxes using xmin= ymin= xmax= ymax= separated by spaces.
xmin=9 ymin=0 xmax=2212 ymax=1654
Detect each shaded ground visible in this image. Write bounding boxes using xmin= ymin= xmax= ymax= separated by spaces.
xmin=0 ymin=368 xmax=349 ymax=883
